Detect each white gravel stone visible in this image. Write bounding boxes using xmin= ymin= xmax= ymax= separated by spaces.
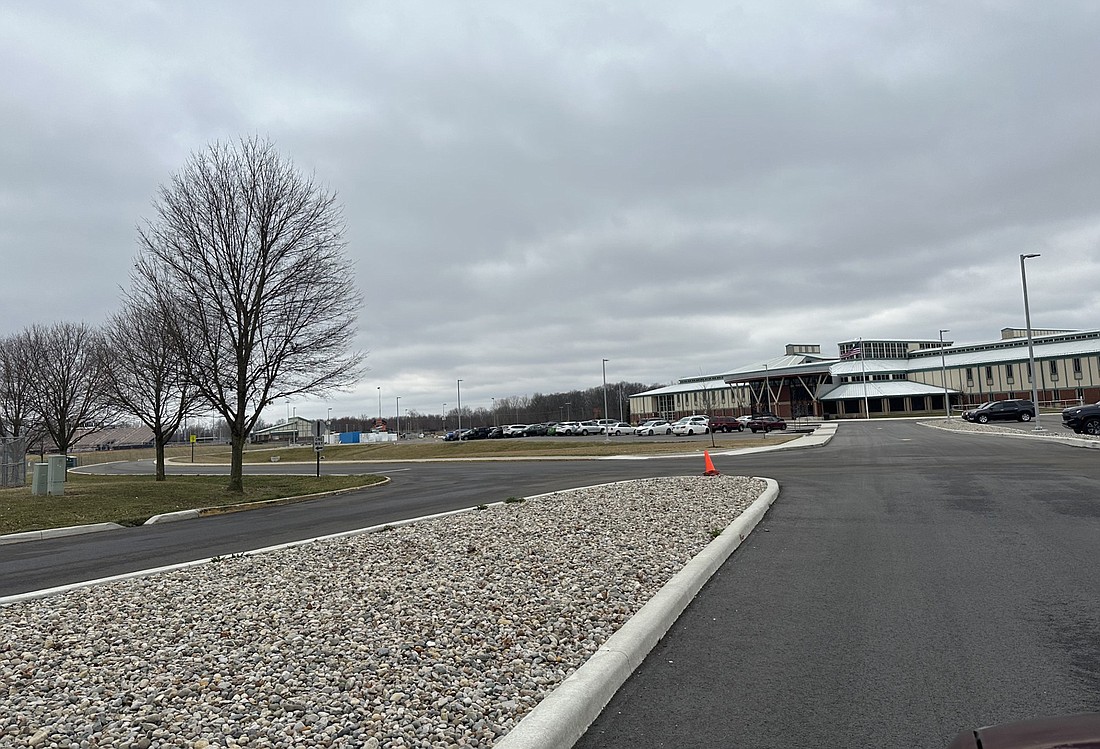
xmin=1 ymin=475 xmax=765 ymax=748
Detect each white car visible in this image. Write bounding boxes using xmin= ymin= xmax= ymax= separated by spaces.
xmin=575 ymin=420 xmax=605 ymax=436
xmin=672 ymin=415 xmax=710 ymax=436
xmin=634 ymin=419 xmax=673 ymax=436
xmin=555 ymin=421 xmax=580 ymax=435
xmin=503 ymin=424 xmax=527 ymax=437
xmin=606 ymin=421 xmax=634 ymax=436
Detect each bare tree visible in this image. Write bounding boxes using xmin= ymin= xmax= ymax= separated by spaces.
xmin=25 ymin=322 xmax=113 ymax=453
xmin=102 ymin=294 xmax=203 ymax=481
xmin=134 ymin=136 xmax=363 ymax=491
xmin=0 ymin=332 xmax=41 ymax=442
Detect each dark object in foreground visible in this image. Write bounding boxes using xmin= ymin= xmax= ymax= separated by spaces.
xmin=946 ymin=712 xmax=1100 ymax=748
xmin=1062 ymin=401 xmax=1100 ymax=435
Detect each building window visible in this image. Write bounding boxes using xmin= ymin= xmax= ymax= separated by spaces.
xmin=1074 ymin=358 xmax=1083 ymax=380
xmin=965 ymin=367 xmax=973 ymax=384
xmin=1048 ymin=360 xmax=1059 ymax=381
xmin=1005 ymin=364 xmax=1014 ymax=384
xmin=985 ymin=366 xmax=994 ymax=384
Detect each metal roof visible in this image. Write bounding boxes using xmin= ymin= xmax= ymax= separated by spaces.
xmin=634 ymin=378 xmax=733 ymax=397
xmin=817 ymin=380 xmax=953 ymax=400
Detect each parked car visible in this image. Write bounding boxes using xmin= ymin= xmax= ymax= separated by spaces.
xmin=709 ymin=416 xmax=745 ymax=433
xmin=503 ymin=424 xmax=528 ymax=437
xmin=748 ymin=415 xmax=787 ymax=433
xmin=460 ymin=426 xmax=492 ymax=440
xmin=524 ymin=423 xmax=549 ymax=436
xmin=672 ymin=415 xmax=710 ymax=436
xmin=555 ymin=421 xmax=580 ymax=436
xmin=486 ymin=426 xmax=505 ymax=439
xmin=606 ymin=421 xmax=633 ymax=436
xmin=965 ymin=399 xmax=1035 ymax=423
xmin=634 ymin=419 xmax=673 ymax=436
xmin=575 ymin=420 xmax=605 ymax=435
xmin=1061 ymin=402 xmax=1100 ymax=435
xmin=961 ymin=402 xmax=994 ymax=422
xmin=444 ymin=429 xmax=469 ymax=442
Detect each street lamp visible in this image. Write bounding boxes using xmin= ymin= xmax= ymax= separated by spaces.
xmin=1021 ymin=253 xmax=1044 ymax=431
xmin=939 ymin=329 xmax=951 ymax=419
xmin=377 ymin=387 xmax=381 ymax=423
xmin=492 ymin=397 xmax=497 ymax=428
xmin=602 ymin=359 xmax=610 ymax=442
xmin=442 ymin=403 xmax=447 ymax=431
xmin=327 ymin=407 xmax=332 ymax=435
xmin=565 ymin=402 xmax=572 ymax=421
xmin=395 ymin=396 xmax=400 ymax=440
xmin=457 ymin=380 xmax=463 ymax=433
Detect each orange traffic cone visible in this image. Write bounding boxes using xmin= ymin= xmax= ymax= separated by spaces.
xmin=703 ymin=450 xmax=720 ymax=476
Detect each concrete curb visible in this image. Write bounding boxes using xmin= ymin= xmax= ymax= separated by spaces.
xmin=0 ymin=428 xmax=818 ymax=544
xmin=920 ymin=420 xmax=1100 ymax=449
xmin=0 ymin=480 xmax=390 ymax=543
xmin=0 ymin=522 xmax=126 ymax=546
xmin=494 ymin=477 xmax=780 ymax=749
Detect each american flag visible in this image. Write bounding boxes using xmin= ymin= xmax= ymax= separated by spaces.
xmin=841 ymin=346 xmax=862 ymax=359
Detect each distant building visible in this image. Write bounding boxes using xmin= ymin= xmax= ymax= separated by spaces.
xmin=250 ymin=416 xmax=323 ymax=443
xmin=629 ymin=329 xmax=1100 ymax=421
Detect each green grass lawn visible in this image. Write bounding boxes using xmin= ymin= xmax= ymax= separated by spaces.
xmin=0 ymin=473 xmax=384 ymax=535
xmin=3 ymin=433 xmax=796 ymax=535
xmin=188 ymin=434 xmax=794 ymax=463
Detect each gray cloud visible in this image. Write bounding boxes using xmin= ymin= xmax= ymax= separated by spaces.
xmin=2 ymin=1 xmax=1098 ymax=420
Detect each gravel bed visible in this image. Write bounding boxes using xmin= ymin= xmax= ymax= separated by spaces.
xmin=922 ymin=417 xmax=1096 ymax=440
xmin=1 ymin=475 xmax=765 ymax=749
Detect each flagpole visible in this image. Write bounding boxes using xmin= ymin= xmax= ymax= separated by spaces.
xmin=861 ymin=338 xmax=870 ymax=419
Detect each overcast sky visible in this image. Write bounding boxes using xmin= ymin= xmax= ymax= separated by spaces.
xmin=3 ymin=1 xmax=1099 ymax=422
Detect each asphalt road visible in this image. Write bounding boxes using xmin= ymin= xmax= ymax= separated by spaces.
xmin=4 ymin=422 xmax=1099 ymax=748
xmin=574 ymin=421 xmax=1100 ymax=749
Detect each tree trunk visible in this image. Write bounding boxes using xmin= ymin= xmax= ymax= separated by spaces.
xmin=228 ymin=431 xmax=245 ymax=492
xmin=154 ymin=431 xmax=167 ymax=481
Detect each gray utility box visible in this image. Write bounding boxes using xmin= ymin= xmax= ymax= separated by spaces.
xmin=47 ymin=454 xmax=67 ymax=496
xmin=32 ymin=463 xmax=49 ymax=496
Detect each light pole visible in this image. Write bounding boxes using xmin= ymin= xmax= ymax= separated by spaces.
xmin=565 ymin=402 xmax=572 ymax=421
xmin=442 ymin=404 xmax=447 ymax=432
xmin=327 ymin=407 xmax=332 ymax=435
xmin=939 ymin=329 xmax=951 ymax=419
xmin=1021 ymin=253 xmax=1043 ymax=431
xmin=395 ymin=396 xmax=400 ymax=440
xmin=492 ymin=397 xmax=497 ymax=427
xmin=602 ymin=359 xmax=610 ymax=442
xmin=457 ymin=380 xmax=463 ymax=434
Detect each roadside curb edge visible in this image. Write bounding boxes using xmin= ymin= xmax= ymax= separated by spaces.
xmin=493 ymin=477 xmax=780 ymax=749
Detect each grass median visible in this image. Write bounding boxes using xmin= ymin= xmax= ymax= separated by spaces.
xmin=0 ymin=473 xmax=384 ymax=535
xmin=186 ymin=434 xmax=795 ymax=463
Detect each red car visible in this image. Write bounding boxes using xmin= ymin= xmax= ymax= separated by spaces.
xmin=748 ymin=415 xmax=787 ymax=433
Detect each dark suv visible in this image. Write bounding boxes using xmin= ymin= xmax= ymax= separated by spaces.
xmin=1061 ymin=402 xmax=1100 ymax=435
xmin=964 ymin=399 xmax=1035 ymax=423
xmin=709 ymin=416 xmax=744 ymax=433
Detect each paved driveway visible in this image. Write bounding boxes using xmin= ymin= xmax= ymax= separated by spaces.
xmin=574 ymin=420 xmax=1100 ymax=748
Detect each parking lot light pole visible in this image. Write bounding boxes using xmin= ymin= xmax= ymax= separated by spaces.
xmin=395 ymin=396 xmax=400 ymax=440
xmin=1021 ymin=253 xmax=1044 ymax=432
xmin=457 ymin=380 xmax=463 ymax=434
xmin=602 ymin=359 xmax=610 ymax=442
xmin=442 ymin=404 xmax=446 ymax=432
xmin=565 ymin=402 xmax=571 ymax=421
xmin=939 ymin=329 xmax=951 ymax=419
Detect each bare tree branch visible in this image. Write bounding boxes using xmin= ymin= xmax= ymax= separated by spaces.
xmin=24 ymin=322 xmax=114 ymax=454
xmin=134 ymin=136 xmax=364 ymax=491
xmin=102 ymin=290 xmax=204 ymax=481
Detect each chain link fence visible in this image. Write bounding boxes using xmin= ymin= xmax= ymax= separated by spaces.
xmin=1 ymin=437 xmax=28 ymax=487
